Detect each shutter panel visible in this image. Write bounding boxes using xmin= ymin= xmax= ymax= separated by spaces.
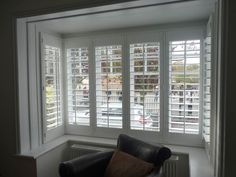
xmin=168 ymin=40 xmax=200 ymax=134
xmin=43 ymin=45 xmax=62 ymax=130
xmin=67 ymin=48 xmax=90 ymax=126
xmin=203 ymin=36 xmax=211 ymax=142
xmin=130 ymin=42 xmax=160 ymax=131
xmin=95 ymin=45 xmax=123 ymax=128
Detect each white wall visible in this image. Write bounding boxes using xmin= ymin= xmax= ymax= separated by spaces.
xmin=12 ymin=143 xmax=69 ymax=177
xmin=36 ymin=143 xmax=69 ymax=177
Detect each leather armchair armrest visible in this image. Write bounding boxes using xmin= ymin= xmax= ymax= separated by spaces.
xmin=59 ymin=151 xmax=114 ymax=177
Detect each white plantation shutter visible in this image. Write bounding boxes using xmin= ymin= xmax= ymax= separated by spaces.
xmin=17 ymin=23 xmax=209 ymax=146
xmin=203 ymin=36 xmax=211 ymax=143
xmin=130 ymin=43 xmax=160 ymax=131
xmin=43 ymin=45 xmax=62 ymax=130
xmin=67 ymin=48 xmax=90 ymax=126
xmin=168 ymin=40 xmax=200 ymax=134
xmin=39 ymin=30 xmax=205 ymax=144
xmin=95 ymin=45 xmax=123 ymax=128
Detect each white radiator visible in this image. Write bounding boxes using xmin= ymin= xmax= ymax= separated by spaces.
xmin=163 ymin=155 xmax=179 ymax=177
xmin=69 ymin=144 xmax=189 ymax=177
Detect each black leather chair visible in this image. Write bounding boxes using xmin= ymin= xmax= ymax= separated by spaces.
xmin=59 ymin=134 xmax=171 ymax=177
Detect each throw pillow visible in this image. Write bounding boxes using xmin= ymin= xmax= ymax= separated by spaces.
xmin=104 ymin=150 xmax=154 ymax=177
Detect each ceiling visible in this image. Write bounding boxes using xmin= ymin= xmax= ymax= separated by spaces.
xmin=37 ymin=0 xmax=215 ymax=34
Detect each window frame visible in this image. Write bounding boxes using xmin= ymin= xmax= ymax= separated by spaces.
xmin=63 ymin=29 xmax=205 ymax=145
xmin=126 ymin=31 xmax=164 ymax=141
xmin=64 ymin=32 xmax=166 ymax=141
xmin=40 ymin=32 xmax=65 ymax=143
xmin=64 ymin=37 xmax=94 ymax=136
xmin=164 ymin=28 xmax=205 ymax=146
xmin=64 ymin=34 xmax=126 ymax=138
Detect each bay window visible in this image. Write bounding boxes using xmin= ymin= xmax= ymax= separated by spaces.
xmin=25 ymin=26 xmax=206 ymax=146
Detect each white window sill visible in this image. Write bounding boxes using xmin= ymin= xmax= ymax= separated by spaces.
xmin=166 ymin=145 xmax=214 ymax=177
xmin=17 ymin=135 xmax=117 ymax=158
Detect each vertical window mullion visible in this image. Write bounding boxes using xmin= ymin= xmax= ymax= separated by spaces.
xmin=89 ymin=43 xmax=96 ymax=130
xmin=142 ymin=44 xmax=145 ymax=130
xmin=106 ymin=47 xmax=110 ymax=127
xmin=55 ymin=50 xmax=59 ymax=127
xmin=161 ymin=37 xmax=167 ymax=136
xmin=74 ymin=50 xmax=77 ymax=124
xmin=183 ymin=41 xmax=186 ymax=133
xmin=122 ymin=36 xmax=129 ymax=132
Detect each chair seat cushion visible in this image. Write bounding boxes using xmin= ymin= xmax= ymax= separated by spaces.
xmin=104 ymin=150 xmax=154 ymax=177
